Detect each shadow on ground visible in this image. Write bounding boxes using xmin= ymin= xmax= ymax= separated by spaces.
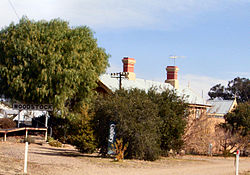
xmin=30 ymin=145 xmax=102 ymax=158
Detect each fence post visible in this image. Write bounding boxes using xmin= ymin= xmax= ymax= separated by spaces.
xmin=235 ymin=150 xmax=240 ymax=175
xmin=24 ymin=141 xmax=28 ymax=174
xmin=4 ymin=132 xmax=7 ymax=142
xmin=18 ymin=110 xmax=20 ymax=128
xmin=25 ymin=129 xmax=28 ymax=139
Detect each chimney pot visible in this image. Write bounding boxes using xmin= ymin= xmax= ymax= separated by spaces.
xmin=122 ymin=57 xmax=136 ymax=80
xmin=165 ymin=66 xmax=179 ymax=89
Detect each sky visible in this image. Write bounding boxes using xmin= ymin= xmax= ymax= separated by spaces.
xmin=1 ymin=0 xmax=249 ymax=99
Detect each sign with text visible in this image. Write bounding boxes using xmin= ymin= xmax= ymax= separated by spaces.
xmin=13 ymin=103 xmax=53 ymax=111
xmin=107 ymin=122 xmax=116 ymax=155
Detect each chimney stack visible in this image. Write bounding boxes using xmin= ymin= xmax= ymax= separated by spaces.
xmin=165 ymin=66 xmax=179 ymax=89
xmin=122 ymin=57 xmax=136 ymax=80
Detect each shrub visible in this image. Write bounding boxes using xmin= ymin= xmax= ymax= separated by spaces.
xmin=113 ymin=138 xmax=129 ymax=161
xmin=48 ymin=137 xmax=62 ymax=147
xmin=0 ymin=118 xmax=16 ymax=129
xmin=94 ymin=89 xmax=161 ymax=161
xmin=49 ymin=105 xmax=97 ymax=153
xmin=50 ymin=115 xmax=71 ymax=144
xmin=148 ymin=89 xmax=188 ymax=154
xmin=68 ymin=105 xmax=97 ymax=153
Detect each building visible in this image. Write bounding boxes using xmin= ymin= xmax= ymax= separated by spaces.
xmin=97 ymin=57 xmax=211 ymax=118
xmin=207 ymin=98 xmax=237 ymax=119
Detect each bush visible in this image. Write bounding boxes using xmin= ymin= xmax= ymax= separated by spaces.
xmin=68 ymin=105 xmax=97 ymax=153
xmin=48 ymin=137 xmax=62 ymax=147
xmin=94 ymin=89 xmax=161 ymax=161
xmin=49 ymin=115 xmax=70 ymax=143
xmin=0 ymin=118 xmax=16 ymax=129
xmin=148 ymin=89 xmax=188 ymax=154
xmin=49 ymin=107 xmax=96 ymax=152
xmin=113 ymin=138 xmax=128 ymax=161
xmin=49 ymin=105 xmax=97 ymax=153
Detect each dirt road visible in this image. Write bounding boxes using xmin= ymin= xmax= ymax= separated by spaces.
xmin=0 ymin=142 xmax=249 ymax=175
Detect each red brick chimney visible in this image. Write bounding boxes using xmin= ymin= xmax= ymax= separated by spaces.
xmin=165 ymin=66 xmax=179 ymax=89
xmin=122 ymin=57 xmax=136 ymax=80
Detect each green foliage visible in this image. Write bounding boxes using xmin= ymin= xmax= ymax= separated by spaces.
xmin=208 ymin=77 xmax=250 ymax=103
xmin=68 ymin=105 xmax=97 ymax=153
xmin=0 ymin=17 xmax=109 ymax=115
xmin=50 ymin=115 xmax=71 ymax=143
xmin=48 ymin=137 xmax=62 ymax=147
xmin=50 ymin=105 xmax=97 ymax=153
xmin=0 ymin=118 xmax=16 ymax=129
xmin=148 ymin=89 xmax=188 ymax=154
xmin=223 ymin=102 xmax=250 ymax=137
xmin=93 ymin=88 xmax=188 ymax=160
xmin=94 ymin=89 xmax=161 ymax=161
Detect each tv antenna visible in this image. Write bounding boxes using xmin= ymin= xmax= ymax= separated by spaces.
xmin=169 ymin=55 xmax=186 ymax=66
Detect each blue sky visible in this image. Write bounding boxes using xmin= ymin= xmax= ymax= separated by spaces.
xmin=1 ymin=0 xmax=249 ymax=99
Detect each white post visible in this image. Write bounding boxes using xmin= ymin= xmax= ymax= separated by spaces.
xmin=25 ymin=129 xmax=28 ymax=139
xmin=235 ymin=150 xmax=240 ymax=175
xmin=45 ymin=112 xmax=48 ymax=128
xmin=18 ymin=110 xmax=20 ymax=128
xmin=45 ymin=129 xmax=48 ymax=141
xmin=24 ymin=141 xmax=28 ymax=174
xmin=45 ymin=112 xmax=48 ymax=141
xmin=4 ymin=132 xmax=7 ymax=142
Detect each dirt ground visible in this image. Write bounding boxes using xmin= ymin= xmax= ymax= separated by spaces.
xmin=0 ymin=142 xmax=250 ymax=175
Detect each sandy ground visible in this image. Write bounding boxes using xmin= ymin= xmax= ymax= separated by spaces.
xmin=0 ymin=142 xmax=250 ymax=175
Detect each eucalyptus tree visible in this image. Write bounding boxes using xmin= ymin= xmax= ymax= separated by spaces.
xmin=208 ymin=77 xmax=250 ymax=103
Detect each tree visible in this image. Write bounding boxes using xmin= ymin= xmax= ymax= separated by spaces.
xmin=208 ymin=77 xmax=250 ymax=103
xmin=223 ymin=102 xmax=250 ymax=137
xmin=183 ymin=114 xmax=215 ymax=155
xmin=227 ymin=78 xmax=250 ymax=103
xmin=218 ymin=102 xmax=250 ymax=155
xmin=208 ymin=84 xmax=229 ymax=100
xmin=0 ymin=17 xmax=109 ymax=114
xmin=214 ymin=126 xmax=246 ymax=156
xmin=148 ymin=89 xmax=188 ymax=154
xmin=94 ymin=89 xmax=161 ymax=161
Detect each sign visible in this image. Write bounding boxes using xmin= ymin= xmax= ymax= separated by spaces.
xmin=13 ymin=103 xmax=53 ymax=111
xmin=107 ymin=122 xmax=116 ymax=155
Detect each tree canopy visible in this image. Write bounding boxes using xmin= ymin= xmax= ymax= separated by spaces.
xmin=223 ymin=102 xmax=250 ymax=137
xmin=208 ymin=77 xmax=250 ymax=103
xmin=0 ymin=17 xmax=109 ymax=113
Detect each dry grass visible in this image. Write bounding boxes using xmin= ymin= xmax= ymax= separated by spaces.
xmin=0 ymin=141 xmax=250 ymax=175
xmin=240 ymin=171 xmax=250 ymax=175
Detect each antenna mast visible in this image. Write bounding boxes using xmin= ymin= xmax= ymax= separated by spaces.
xmin=169 ymin=55 xmax=186 ymax=66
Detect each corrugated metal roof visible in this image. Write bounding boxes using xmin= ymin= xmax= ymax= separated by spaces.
xmin=99 ymin=74 xmax=208 ymax=106
xmin=206 ymin=100 xmax=235 ymax=115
